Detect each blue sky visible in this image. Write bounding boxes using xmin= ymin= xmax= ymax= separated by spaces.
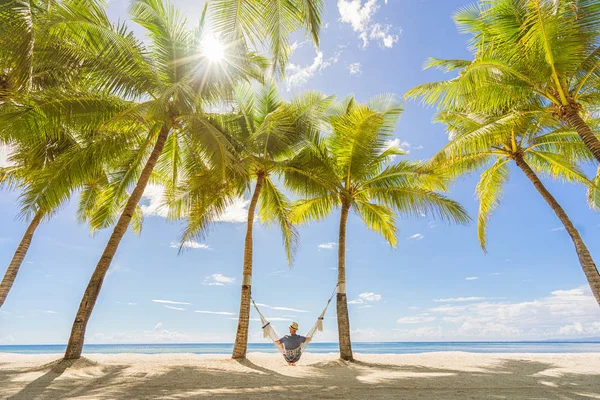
xmin=1 ymin=0 xmax=600 ymax=345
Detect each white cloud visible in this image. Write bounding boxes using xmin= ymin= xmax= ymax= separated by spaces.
xmin=203 ymin=273 xmax=235 ymax=286
xmin=338 ymin=0 xmax=400 ymax=48
xmin=408 ymin=233 xmax=424 ymax=240
xmin=491 ymin=272 xmax=502 ymax=276
xmin=318 ymin=242 xmax=337 ymax=250
xmin=214 ymin=197 xmax=250 ymax=223
xmin=0 ymin=334 xmax=15 ymax=344
xmin=116 ymin=301 xmax=138 ymax=306
xmin=349 ymin=292 xmax=382 ymax=304
xmin=141 ymin=184 xmax=167 ymax=217
xmin=397 ymin=314 xmax=436 ymax=324
xmin=285 ymin=50 xmax=342 ymax=90
xmin=154 ymin=322 xmax=163 ymax=331
xmin=254 ymin=303 xmax=309 ymax=313
xmin=142 ymin=186 xmax=249 ymax=223
xmin=107 ymin=262 xmax=130 ymax=277
xmin=550 ymin=227 xmax=566 ymax=232
xmin=348 ymin=62 xmax=362 ymax=76
xmin=0 ymin=145 xmax=14 ymax=167
xmin=290 ymin=39 xmax=310 ymax=54
xmin=41 ymin=310 xmax=58 ymax=314
xmin=165 ymin=306 xmax=186 ymax=311
xmin=270 ymin=306 xmax=309 ymax=313
xmin=422 ymin=286 xmax=600 ymax=340
xmin=433 ymin=297 xmax=486 ymax=303
xmin=195 ymin=310 xmax=236 ymax=315
xmin=466 ymin=277 xmax=479 ymax=281
xmin=383 ymin=138 xmax=411 ymax=156
xmin=170 ymin=240 xmax=210 ymax=250
xmin=152 ymin=299 xmax=192 ymax=305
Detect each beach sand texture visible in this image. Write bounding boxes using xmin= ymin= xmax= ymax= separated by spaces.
xmin=1 ymin=352 xmax=600 ymax=399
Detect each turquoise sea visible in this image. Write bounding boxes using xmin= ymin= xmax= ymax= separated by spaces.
xmin=2 ymin=342 xmax=600 ymax=355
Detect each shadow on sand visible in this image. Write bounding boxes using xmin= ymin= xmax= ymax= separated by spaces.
xmin=1 ymin=355 xmax=599 ymax=399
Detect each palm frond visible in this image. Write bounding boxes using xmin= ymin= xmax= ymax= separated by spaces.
xmin=475 ymin=158 xmax=510 ymax=252
xmin=258 ymin=176 xmax=298 ymax=265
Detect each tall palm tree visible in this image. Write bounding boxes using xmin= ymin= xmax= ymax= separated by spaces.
xmin=431 ymin=108 xmax=600 ymax=305
xmin=1 ymin=0 xmax=326 ymax=359
xmin=286 ymin=95 xmax=470 ymax=360
xmin=406 ymin=0 xmax=600 ymax=162
xmin=0 ymin=0 xmax=265 ymax=359
xmin=167 ymin=83 xmax=331 ymax=360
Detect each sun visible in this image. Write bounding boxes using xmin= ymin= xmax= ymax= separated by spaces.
xmin=201 ymin=34 xmax=225 ymax=63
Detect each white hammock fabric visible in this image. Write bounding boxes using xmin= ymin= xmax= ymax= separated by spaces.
xmin=251 ymin=284 xmax=338 ymax=360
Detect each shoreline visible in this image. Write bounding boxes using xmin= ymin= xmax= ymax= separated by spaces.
xmin=2 ymin=352 xmax=599 ymax=399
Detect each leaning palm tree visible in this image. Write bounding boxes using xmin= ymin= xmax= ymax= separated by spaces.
xmin=0 ymin=140 xmax=145 ymax=309
xmin=286 ymin=95 xmax=470 ymax=360
xmin=432 ymin=108 xmax=600 ymax=305
xmin=0 ymin=0 xmax=149 ymax=308
xmin=406 ymin=0 xmax=600 ymax=162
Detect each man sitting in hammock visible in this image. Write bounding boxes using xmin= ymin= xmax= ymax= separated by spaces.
xmin=274 ymin=322 xmax=311 ymax=366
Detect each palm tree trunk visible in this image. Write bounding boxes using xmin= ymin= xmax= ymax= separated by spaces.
xmin=64 ymin=126 xmax=170 ymax=360
xmin=0 ymin=211 xmax=43 ymax=308
xmin=562 ymin=106 xmax=600 ymax=164
xmin=232 ymin=172 xmax=265 ymax=359
xmin=336 ymin=199 xmax=353 ymax=361
xmin=514 ymin=154 xmax=600 ymax=306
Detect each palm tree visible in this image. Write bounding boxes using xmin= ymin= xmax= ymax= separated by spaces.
xmin=1 ymin=0 xmax=326 ymax=359
xmin=167 ymin=83 xmax=331 ymax=360
xmin=431 ymin=108 xmax=600 ymax=305
xmin=406 ymin=0 xmax=600 ymax=162
xmin=1 ymin=0 xmax=264 ymax=359
xmin=0 ymin=0 xmax=145 ymax=308
xmin=286 ymin=95 xmax=470 ymax=360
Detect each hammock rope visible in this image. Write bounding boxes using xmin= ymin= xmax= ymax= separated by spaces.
xmin=251 ymin=284 xmax=338 ymax=358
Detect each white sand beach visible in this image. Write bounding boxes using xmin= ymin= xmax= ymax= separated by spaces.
xmin=1 ymin=352 xmax=600 ymax=399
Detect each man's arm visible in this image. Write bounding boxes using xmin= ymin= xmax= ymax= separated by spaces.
xmin=304 ymin=337 xmax=311 ymax=344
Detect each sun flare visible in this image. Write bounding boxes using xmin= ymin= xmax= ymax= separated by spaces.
xmin=201 ymin=34 xmax=225 ymax=62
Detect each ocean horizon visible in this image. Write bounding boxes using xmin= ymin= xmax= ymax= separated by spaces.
xmin=3 ymin=341 xmax=600 ymax=355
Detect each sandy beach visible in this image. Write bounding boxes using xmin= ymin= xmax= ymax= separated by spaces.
xmin=1 ymin=352 xmax=599 ymax=399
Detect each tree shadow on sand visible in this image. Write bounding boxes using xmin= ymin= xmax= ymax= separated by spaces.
xmin=1 ymin=356 xmax=599 ymax=399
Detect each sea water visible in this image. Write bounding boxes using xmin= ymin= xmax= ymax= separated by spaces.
xmin=1 ymin=342 xmax=599 ymax=354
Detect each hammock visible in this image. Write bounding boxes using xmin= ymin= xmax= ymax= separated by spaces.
xmin=251 ymin=284 xmax=338 ymax=363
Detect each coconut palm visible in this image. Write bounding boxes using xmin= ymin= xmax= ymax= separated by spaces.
xmin=0 ymin=0 xmax=147 ymax=308
xmin=0 ymin=0 xmax=270 ymax=360
xmin=431 ymin=108 xmax=600 ymax=305
xmin=2 ymin=0 xmax=325 ymax=359
xmin=286 ymin=95 xmax=470 ymax=360
xmin=166 ymin=83 xmax=331 ymax=360
xmin=406 ymin=0 xmax=600 ymax=162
